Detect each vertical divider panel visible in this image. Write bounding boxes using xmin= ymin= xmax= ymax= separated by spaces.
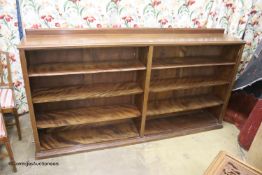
xmin=19 ymin=49 xmax=41 ymax=152
xmin=218 ymin=45 xmax=245 ymax=123
xmin=138 ymin=46 xmax=153 ymax=136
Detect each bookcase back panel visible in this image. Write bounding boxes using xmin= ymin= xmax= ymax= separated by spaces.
xmin=34 ymin=95 xmax=135 ymax=112
xmin=221 ymin=45 xmax=242 ymax=61
xmin=30 ymin=71 xmax=139 ymax=89
xmin=26 ymin=47 xmax=146 ymax=65
xmin=152 ymin=45 xmax=241 ymax=65
xmin=149 ymin=87 xmax=213 ymax=101
xmin=38 ymin=119 xmax=140 ymax=151
xmin=39 ymin=119 xmax=138 ymax=133
xmin=207 ymin=106 xmax=224 ymax=120
xmin=150 ymin=66 xmax=235 ymax=80
xmin=212 ymin=85 xmax=230 ymax=101
xmin=153 ymin=46 xmax=224 ymax=58
xmin=146 ymin=109 xmax=203 ymax=120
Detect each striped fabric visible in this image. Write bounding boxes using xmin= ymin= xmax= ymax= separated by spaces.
xmin=0 ymin=88 xmax=15 ymax=109
xmin=0 ymin=112 xmax=6 ymax=137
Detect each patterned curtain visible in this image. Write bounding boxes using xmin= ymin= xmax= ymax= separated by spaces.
xmin=0 ymin=0 xmax=261 ymax=113
xmin=0 ymin=1 xmax=28 ymax=113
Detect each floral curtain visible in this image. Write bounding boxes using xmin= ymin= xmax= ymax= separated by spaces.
xmin=0 ymin=0 xmax=261 ymax=113
xmin=0 ymin=0 xmax=28 ymax=113
xmin=207 ymin=0 xmax=262 ymax=72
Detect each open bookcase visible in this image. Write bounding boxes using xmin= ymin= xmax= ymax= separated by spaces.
xmin=18 ymin=28 xmax=245 ymax=159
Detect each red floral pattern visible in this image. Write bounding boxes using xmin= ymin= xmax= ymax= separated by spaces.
xmin=0 ymin=14 xmax=13 ymax=22
xmin=158 ymin=18 xmax=168 ymax=25
xmin=0 ymin=0 xmax=261 ymax=114
xmin=152 ymin=0 xmax=161 ymax=7
xmin=122 ymin=16 xmax=133 ymax=23
xmin=31 ymin=24 xmax=42 ymax=29
xmin=0 ymin=4 xmax=28 ymax=114
xmin=83 ymin=16 xmax=96 ymax=23
xmin=69 ymin=0 xmax=81 ymax=3
xmin=111 ymin=0 xmax=121 ymax=4
xmin=186 ymin=0 xmax=195 ymax=6
xmin=41 ymin=15 xmax=54 ymax=22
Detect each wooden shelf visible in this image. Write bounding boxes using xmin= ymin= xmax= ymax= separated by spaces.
xmin=145 ymin=110 xmax=219 ymax=136
xmin=36 ymin=110 xmax=222 ymax=159
xmin=39 ymin=120 xmax=139 ymax=150
xmin=28 ymin=60 xmax=146 ymax=77
xmin=152 ymin=57 xmax=235 ymax=69
xmin=19 ymin=29 xmax=244 ymax=159
xmin=36 ymin=104 xmax=141 ymax=129
xmin=150 ymin=77 xmax=229 ymax=92
xmin=18 ymin=29 xmax=245 ymax=50
xmin=32 ymin=82 xmax=143 ymax=104
xmin=147 ymin=95 xmax=223 ymax=116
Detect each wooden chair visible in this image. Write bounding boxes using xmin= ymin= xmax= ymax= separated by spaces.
xmin=0 ymin=51 xmax=21 ymax=140
xmin=0 ymin=112 xmax=17 ymax=172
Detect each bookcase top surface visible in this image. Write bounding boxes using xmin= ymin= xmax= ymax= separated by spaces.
xmin=18 ymin=28 xmax=245 ymax=50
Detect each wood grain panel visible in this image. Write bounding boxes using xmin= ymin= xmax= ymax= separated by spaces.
xmin=218 ymin=45 xmax=245 ymax=123
xmin=34 ymin=96 xmax=134 ymax=112
xmin=149 ymin=87 xmax=213 ymax=101
xmin=27 ymin=47 xmax=140 ymax=65
xmin=152 ymin=57 xmax=235 ymax=69
xmin=145 ymin=111 xmax=219 ymax=136
xmin=139 ymin=46 xmax=153 ymax=136
xmin=28 ymin=60 xmax=146 ymax=77
xmin=18 ymin=29 xmax=244 ymax=50
xmin=150 ymin=77 xmax=229 ymax=92
xmin=147 ymin=95 xmax=223 ymax=116
xmin=36 ymin=104 xmax=141 ymax=128
xmin=39 ymin=121 xmax=139 ymax=150
xmin=36 ymin=115 xmax=222 ymax=159
xmin=151 ymin=66 xmax=215 ymax=80
xmin=32 ymin=82 xmax=143 ymax=103
xmin=19 ymin=50 xmax=41 ymax=151
xmin=30 ymin=71 xmax=137 ymax=89
xmin=25 ymin=28 xmax=225 ymax=35
xmin=153 ymin=46 xmax=224 ymax=58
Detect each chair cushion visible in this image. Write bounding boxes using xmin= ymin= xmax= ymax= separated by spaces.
xmin=0 ymin=113 xmax=6 ymax=138
xmin=0 ymin=89 xmax=15 ymax=109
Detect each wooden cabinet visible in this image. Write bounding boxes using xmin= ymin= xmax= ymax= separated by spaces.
xmin=18 ymin=28 xmax=245 ymax=159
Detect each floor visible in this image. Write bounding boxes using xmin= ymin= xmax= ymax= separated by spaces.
xmin=1 ymin=113 xmax=246 ymax=175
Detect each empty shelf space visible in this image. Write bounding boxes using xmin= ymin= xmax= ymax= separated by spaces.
xmin=145 ymin=111 xmax=219 ymax=136
xmin=39 ymin=120 xmax=139 ymax=150
xmin=150 ymin=77 xmax=229 ymax=92
xmin=28 ymin=60 xmax=146 ymax=77
xmin=152 ymin=57 xmax=235 ymax=69
xmin=147 ymin=95 xmax=223 ymax=116
xmin=36 ymin=104 xmax=141 ymax=129
xmin=32 ymin=82 xmax=143 ymax=103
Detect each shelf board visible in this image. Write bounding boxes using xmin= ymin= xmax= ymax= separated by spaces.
xmin=147 ymin=95 xmax=223 ymax=116
xmin=19 ymin=29 xmax=245 ymax=50
xmin=36 ymin=104 xmax=141 ymax=129
xmin=150 ymin=77 xmax=229 ymax=93
xmin=39 ymin=120 xmax=139 ymax=150
xmin=152 ymin=57 xmax=235 ymax=69
xmin=32 ymin=82 xmax=143 ymax=104
xmin=28 ymin=60 xmax=146 ymax=77
xmin=36 ymin=111 xmax=222 ymax=159
xmin=145 ymin=110 xmax=219 ymax=136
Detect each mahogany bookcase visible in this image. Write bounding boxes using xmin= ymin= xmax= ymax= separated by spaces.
xmin=18 ymin=28 xmax=245 ymax=159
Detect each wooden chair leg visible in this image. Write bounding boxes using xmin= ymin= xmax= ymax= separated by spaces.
xmin=13 ymin=109 xmax=22 ymax=140
xmin=5 ymin=141 xmax=17 ymax=172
